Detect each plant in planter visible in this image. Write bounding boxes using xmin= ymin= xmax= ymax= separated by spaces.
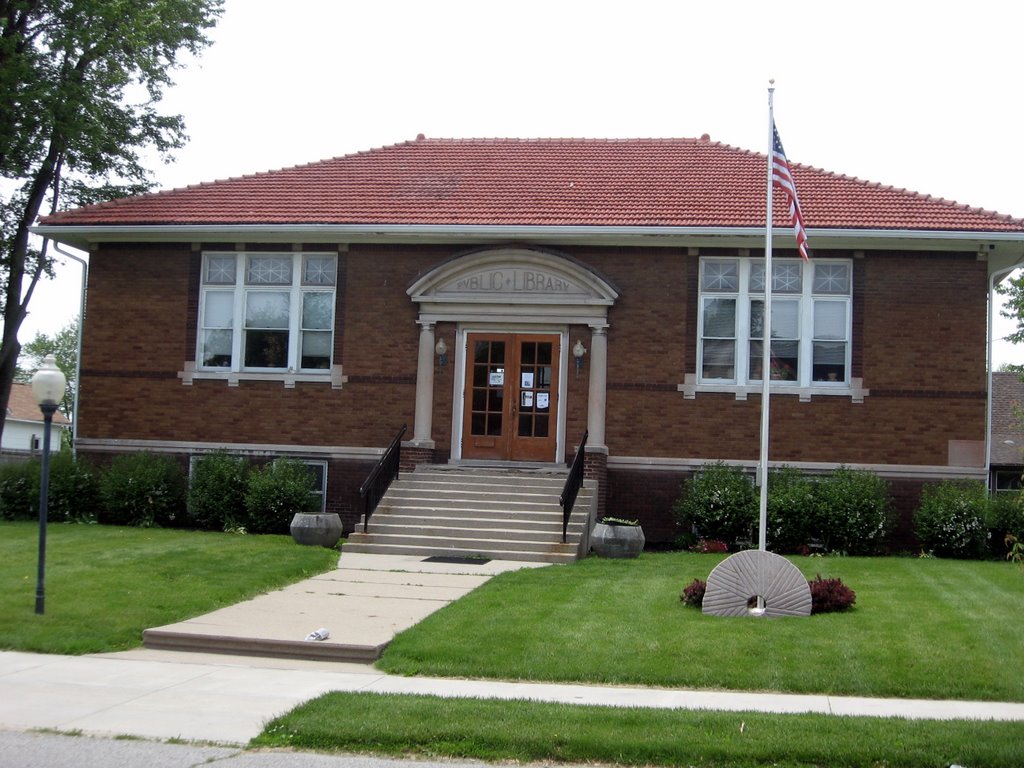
xmin=591 ymin=516 xmax=645 ymax=558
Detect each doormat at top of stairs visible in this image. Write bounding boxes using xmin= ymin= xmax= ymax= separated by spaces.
xmin=422 ymin=556 xmax=492 ymax=565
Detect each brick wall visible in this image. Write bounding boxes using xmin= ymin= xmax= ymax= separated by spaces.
xmin=78 ymin=242 xmax=989 ymax=528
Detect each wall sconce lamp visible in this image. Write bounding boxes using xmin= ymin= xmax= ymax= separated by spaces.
xmin=435 ymin=338 xmax=448 ymax=368
xmin=572 ymin=339 xmax=587 ymax=377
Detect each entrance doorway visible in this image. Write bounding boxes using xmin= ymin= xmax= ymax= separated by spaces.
xmin=462 ymin=333 xmax=560 ymax=461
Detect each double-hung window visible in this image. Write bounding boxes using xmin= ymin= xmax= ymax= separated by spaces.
xmin=199 ymin=252 xmax=337 ymax=373
xmin=698 ymin=257 xmax=852 ymax=388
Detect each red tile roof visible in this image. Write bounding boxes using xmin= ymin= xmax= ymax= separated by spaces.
xmin=6 ymin=383 xmax=71 ymax=425
xmin=40 ymin=136 xmax=1024 ymax=232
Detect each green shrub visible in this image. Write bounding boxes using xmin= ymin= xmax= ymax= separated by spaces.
xmin=673 ymin=462 xmax=757 ymax=546
xmin=187 ymin=452 xmax=250 ymax=531
xmin=988 ymin=493 xmax=1024 ymax=558
xmin=814 ymin=468 xmax=891 ymax=555
xmin=0 ymin=459 xmax=38 ymax=520
xmin=243 ymin=458 xmax=317 ymax=535
xmin=767 ymin=466 xmax=820 ymax=552
xmin=915 ymin=480 xmax=989 ymax=558
xmin=47 ymin=452 xmax=101 ymax=524
xmin=99 ymin=452 xmax=187 ymax=528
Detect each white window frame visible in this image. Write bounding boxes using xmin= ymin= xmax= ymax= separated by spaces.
xmin=302 ymin=459 xmax=328 ymax=513
xmin=195 ymin=252 xmax=337 ymax=381
xmin=690 ymin=256 xmax=861 ymax=402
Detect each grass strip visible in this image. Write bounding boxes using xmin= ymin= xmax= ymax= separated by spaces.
xmin=253 ymin=691 xmax=1024 ymax=768
xmin=378 ymin=552 xmax=1024 ymax=702
xmin=0 ymin=521 xmax=338 ymax=654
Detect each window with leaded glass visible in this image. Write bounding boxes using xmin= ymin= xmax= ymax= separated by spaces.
xmin=198 ymin=252 xmax=337 ymax=373
xmin=697 ymin=257 xmax=852 ymax=387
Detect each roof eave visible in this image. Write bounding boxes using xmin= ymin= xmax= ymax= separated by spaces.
xmin=31 ymin=222 xmax=1024 ymax=263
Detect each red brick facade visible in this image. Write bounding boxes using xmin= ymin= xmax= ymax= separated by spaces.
xmin=75 ymin=241 xmax=988 ymax=542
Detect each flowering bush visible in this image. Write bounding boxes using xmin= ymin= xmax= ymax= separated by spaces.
xmin=808 ymin=575 xmax=856 ymax=614
xmin=673 ymin=463 xmax=757 ymax=546
xmin=244 ymin=458 xmax=318 ymax=534
xmin=680 ymin=578 xmax=706 ymax=607
xmin=914 ymin=480 xmax=988 ymax=558
xmin=814 ymin=468 xmax=891 ymax=555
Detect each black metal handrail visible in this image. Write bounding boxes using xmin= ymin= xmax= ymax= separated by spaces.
xmin=559 ymin=429 xmax=589 ymax=543
xmin=359 ymin=424 xmax=408 ymax=532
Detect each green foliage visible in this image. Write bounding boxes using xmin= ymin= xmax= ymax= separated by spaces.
xmin=99 ymin=452 xmax=186 ymax=528
xmin=988 ymin=492 xmax=1024 ymax=558
xmin=0 ymin=459 xmax=37 ymax=520
xmin=243 ymin=458 xmax=317 ymax=535
xmin=813 ymin=468 xmax=891 ymax=555
xmin=915 ymin=480 xmax=989 ymax=558
xmin=676 ymin=464 xmax=889 ymax=554
xmin=187 ymin=451 xmax=250 ymax=531
xmin=673 ymin=462 xmax=757 ymax=545
xmin=17 ymin=319 xmax=79 ymax=420
xmin=45 ymin=451 xmax=100 ymax=523
xmin=1 ymin=0 xmax=223 ymax=441
xmin=766 ymin=466 xmax=820 ymax=552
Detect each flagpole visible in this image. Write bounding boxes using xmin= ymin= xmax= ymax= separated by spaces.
xmin=758 ymin=82 xmax=775 ymax=553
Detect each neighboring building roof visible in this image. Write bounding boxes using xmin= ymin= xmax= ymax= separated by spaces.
xmin=39 ymin=136 xmax=1024 ymax=232
xmin=5 ymin=383 xmax=71 ymax=426
xmin=991 ymin=372 xmax=1024 ymax=465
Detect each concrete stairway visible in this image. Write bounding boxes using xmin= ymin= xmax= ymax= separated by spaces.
xmin=342 ymin=466 xmax=596 ymax=564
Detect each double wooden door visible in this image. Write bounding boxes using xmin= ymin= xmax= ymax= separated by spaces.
xmin=461 ymin=333 xmax=560 ymax=462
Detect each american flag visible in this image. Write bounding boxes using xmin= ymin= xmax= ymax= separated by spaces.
xmin=772 ymin=124 xmax=809 ymax=261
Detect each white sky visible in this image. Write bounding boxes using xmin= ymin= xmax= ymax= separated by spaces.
xmin=20 ymin=0 xmax=1024 ymax=364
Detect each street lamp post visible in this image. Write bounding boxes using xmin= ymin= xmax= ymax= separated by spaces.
xmin=31 ymin=354 xmax=67 ymax=615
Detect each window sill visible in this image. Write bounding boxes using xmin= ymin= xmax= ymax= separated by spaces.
xmin=677 ymin=374 xmax=868 ymax=403
xmin=179 ymin=362 xmax=347 ymax=389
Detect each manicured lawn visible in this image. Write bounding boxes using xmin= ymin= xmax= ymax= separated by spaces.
xmin=0 ymin=521 xmax=339 ymax=654
xmin=254 ymin=692 xmax=1024 ymax=768
xmin=378 ymin=552 xmax=1024 ymax=702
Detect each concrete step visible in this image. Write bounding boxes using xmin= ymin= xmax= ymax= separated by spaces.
xmin=372 ymin=503 xmax=578 ymax=522
xmin=369 ymin=512 xmax=586 ymax=534
xmin=346 ymin=529 xmax=577 ymax=551
xmin=340 ymin=540 xmax=578 ymax=565
xmin=363 ymin=522 xmax=581 ymax=543
xmin=340 ymin=466 xmax=594 ymax=564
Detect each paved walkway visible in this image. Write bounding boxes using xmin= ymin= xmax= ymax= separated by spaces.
xmin=1 ymin=553 xmax=1022 ymax=749
xmin=143 ymin=553 xmax=540 ymax=661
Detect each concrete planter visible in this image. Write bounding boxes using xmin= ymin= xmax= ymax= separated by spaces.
xmin=591 ymin=521 xmax=645 ymax=558
xmin=290 ymin=513 xmax=344 ymax=548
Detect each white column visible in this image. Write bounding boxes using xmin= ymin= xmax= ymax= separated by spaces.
xmin=587 ymin=325 xmax=608 ymax=449
xmin=412 ymin=321 xmax=436 ymax=446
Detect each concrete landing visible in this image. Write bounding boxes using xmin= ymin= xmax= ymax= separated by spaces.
xmin=143 ymin=553 xmax=544 ymax=662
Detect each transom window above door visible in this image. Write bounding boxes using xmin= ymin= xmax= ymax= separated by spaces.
xmin=198 ymin=252 xmax=337 ymax=373
xmin=698 ymin=257 xmax=852 ymax=388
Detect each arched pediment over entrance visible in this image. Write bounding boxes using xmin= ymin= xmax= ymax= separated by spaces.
xmin=408 ymin=247 xmax=619 ymax=324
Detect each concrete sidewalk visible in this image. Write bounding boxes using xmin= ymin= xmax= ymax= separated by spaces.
xmin=143 ymin=553 xmax=540 ymax=661
xmin=2 ymin=649 xmax=1022 ymax=747
xmin=1 ymin=552 xmax=1022 ymax=750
